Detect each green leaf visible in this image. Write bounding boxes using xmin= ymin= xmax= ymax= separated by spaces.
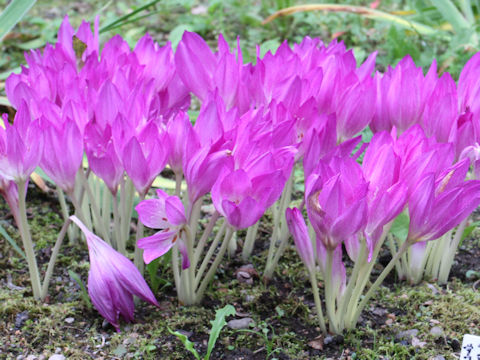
xmin=461 ymin=220 xmax=480 ymax=241
xmin=262 ymin=4 xmax=441 ymax=37
xmin=390 ymin=212 xmax=410 ymax=241
xmin=0 ymin=221 xmax=26 ymax=259
xmin=168 ymin=328 xmax=201 ymax=360
xmin=99 ymin=0 xmax=162 ymax=33
xmin=112 ymin=344 xmax=127 ymax=357
xmin=206 ymin=304 xmax=236 ymax=360
xmin=259 ymin=39 xmax=281 ymax=58
xmin=431 ymin=0 xmax=472 ymax=33
xmin=68 ymin=270 xmax=92 ymax=309
xmin=466 ymin=269 xmax=480 ymax=280
xmin=0 ymin=0 xmax=37 ymax=42
xmin=169 ymin=24 xmax=195 ymax=49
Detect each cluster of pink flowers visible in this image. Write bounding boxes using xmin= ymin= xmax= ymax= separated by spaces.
xmin=2 ymin=15 xmax=480 ymax=332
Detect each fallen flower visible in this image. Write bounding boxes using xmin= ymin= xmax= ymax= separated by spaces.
xmin=70 ymin=216 xmax=159 ymax=331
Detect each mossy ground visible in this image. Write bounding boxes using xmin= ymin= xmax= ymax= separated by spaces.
xmin=1 ymin=184 xmax=479 ymax=360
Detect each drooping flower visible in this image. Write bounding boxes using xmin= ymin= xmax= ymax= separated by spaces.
xmin=70 ymin=216 xmax=159 ymax=331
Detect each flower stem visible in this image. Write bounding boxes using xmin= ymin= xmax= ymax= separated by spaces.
xmin=337 ymin=240 xmax=366 ymax=329
xmin=57 ymin=188 xmax=75 ymax=243
xmin=309 ymin=270 xmax=327 ymax=334
xmin=350 ymin=239 xmax=411 ymax=327
xmin=77 ymin=169 xmax=111 ymax=244
xmin=16 ymin=179 xmax=42 ymax=300
xmin=264 ymin=172 xmax=293 ymax=279
xmin=112 ymin=190 xmax=124 ymax=253
xmin=324 ymin=249 xmax=339 ymax=334
xmin=172 ymin=245 xmax=181 ymax=299
xmin=242 ymin=221 xmax=260 ymax=261
xmin=437 ymin=218 xmax=468 ymax=284
xmin=181 ymin=225 xmax=196 ymax=305
xmin=175 ymin=172 xmax=183 ymax=197
xmin=344 ymin=224 xmax=391 ymax=329
xmin=195 ymin=226 xmax=235 ymax=303
xmin=40 ymin=219 xmax=71 ymax=300
xmin=134 ymin=193 xmax=146 ymax=275
xmin=192 ymin=211 xmax=220 ymax=270
xmin=194 ymin=220 xmax=226 ymax=288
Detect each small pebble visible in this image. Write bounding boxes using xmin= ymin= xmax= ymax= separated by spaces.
xmin=430 ymin=326 xmax=443 ymax=337
xmin=395 ymin=329 xmax=419 ymax=340
xmin=244 ymin=295 xmax=255 ymax=303
xmin=227 ymin=318 xmax=253 ymax=330
xmin=64 ymin=317 xmax=75 ymax=324
xmin=323 ymin=335 xmax=344 ymax=346
xmin=15 ymin=311 xmax=29 ymax=329
xmin=48 ymin=355 xmax=65 ymax=360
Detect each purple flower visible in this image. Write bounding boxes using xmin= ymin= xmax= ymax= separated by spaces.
xmin=84 ymin=122 xmax=124 ymax=195
xmin=0 ymin=106 xmax=43 ymax=183
xmin=70 ymin=216 xmax=159 ymax=331
xmin=334 ymin=74 xmax=376 ymax=142
xmin=306 ymin=156 xmax=368 ymax=251
xmin=40 ymin=117 xmax=83 ymax=194
xmin=212 ymin=168 xmax=285 ymax=229
xmin=122 ymin=122 xmax=170 ymax=196
xmin=136 ymin=190 xmax=189 ymax=268
xmin=370 ymin=56 xmax=438 ymax=134
xmin=407 ymin=160 xmax=480 ymax=243
xmin=285 ymin=208 xmax=315 ymax=272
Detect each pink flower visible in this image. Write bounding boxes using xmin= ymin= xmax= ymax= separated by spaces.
xmin=40 ymin=117 xmax=83 ymax=194
xmin=370 ymin=56 xmax=438 ymax=134
xmin=84 ymin=122 xmax=124 ymax=194
xmin=70 ymin=216 xmax=159 ymax=331
xmin=306 ymin=156 xmax=368 ymax=251
xmin=285 ymin=208 xmax=315 ymax=272
xmin=212 ymin=168 xmax=285 ymax=229
xmin=407 ymin=160 xmax=480 ymax=243
xmin=0 ymin=106 xmax=43 ymax=182
xmin=136 ymin=190 xmax=189 ymax=268
xmin=122 ymin=122 xmax=170 ymax=196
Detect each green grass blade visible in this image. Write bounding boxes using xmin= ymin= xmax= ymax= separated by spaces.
xmin=99 ymin=0 xmax=161 ymax=33
xmin=68 ymin=270 xmax=92 ymax=309
xmin=431 ymin=0 xmax=471 ymax=32
xmin=459 ymin=0 xmax=475 ymax=23
xmin=0 ymin=0 xmax=37 ymax=42
xmin=100 ymin=10 xmax=161 ymax=33
xmin=263 ymin=4 xmax=441 ymax=37
xmin=0 ymin=221 xmax=26 ymax=259
xmin=168 ymin=328 xmax=201 ymax=360
xmin=206 ymin=304 xmax=236 ymax=360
